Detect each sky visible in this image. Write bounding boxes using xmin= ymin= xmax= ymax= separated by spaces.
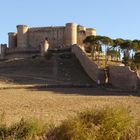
xmin=0 ymin=0 xmax=140 ymax=44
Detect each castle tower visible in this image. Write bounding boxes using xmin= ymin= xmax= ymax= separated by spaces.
xmin=17 ymin=25 xmax=29 ymax=48
xmin=8 ymin=32 xmax=17 ymax=48
xmin=0 ymin=44 xmax=7 ymax=59
xmin=77 ymin=25 xmax=86 ymax=45
xmin=65 ymin=23 xmax=77 ymax=46
xmin=86 ymin=28 xmax=96 ymax=36
xmin=77 ymin=25 xmax=86 ymax=32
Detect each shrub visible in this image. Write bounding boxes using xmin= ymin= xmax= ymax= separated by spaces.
xmin=0 ymin=107 xmax=139 ymax=140
xmin=0 ymin=118 xmax=47 ymax=140
xmin=8 ymin=118 xmax=47 ymax=140
xmin=47 ymin=107 xmax=140 ymax=140
xmin=0 ymin=124 xmax=8 ymax=140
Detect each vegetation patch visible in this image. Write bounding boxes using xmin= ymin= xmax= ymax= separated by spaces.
xmin=0 ymin=107 xmax=140 ymax=140
xmin=0 ymin=117 xmax=47 ymax=140
xmin=47 ymin=107 xmax=140 ymax=140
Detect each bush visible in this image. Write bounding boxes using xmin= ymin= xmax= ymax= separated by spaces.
xmin=8 ymin=118 xmax=46 ymax=140
xmin=0 ymin=124 xmax=8 ymax=140
xmin=47 ymin=107 xmax=140 ymax=140
xmin=0 ymin=118 xmax=47 ymax=140
xmin=0 ymin=108 xmax=139 ymax=140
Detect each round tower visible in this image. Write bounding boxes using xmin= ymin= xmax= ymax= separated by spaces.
xmin=77 ymin=25 xmax=86 ymax=32
xmin=86 ymin=28 xmax=96 ymax=36
xmin=8 ymin=32 xmax=17 ymax=48
xmin=17 ymin=25 xmax=29 ymax=48
xmin=65 ymin=23 xmax=77 ymax=46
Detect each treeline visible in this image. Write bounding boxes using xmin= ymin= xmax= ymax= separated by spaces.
xmin=83 ymin=35 xmax=140 ymax=67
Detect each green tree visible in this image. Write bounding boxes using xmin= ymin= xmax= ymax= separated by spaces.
xmin=100 ymin=36 xmax=113 ymax=67
xmin=131 ymin=40 xmax=140 ymax=52
xmin=120 ymin=40 xmax=132 ymax=66
xmin=83 ymin=35 xmax=96 ymax=60
xmin=107 ymin=49 xmax=120 ymax=61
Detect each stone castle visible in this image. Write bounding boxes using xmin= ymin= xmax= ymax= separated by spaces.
xmin=0 ymin=23 xmax=96 ymax=59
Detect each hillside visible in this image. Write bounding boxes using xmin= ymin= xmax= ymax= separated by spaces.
xmin=0 ymin=50 xmax=95 ymax=86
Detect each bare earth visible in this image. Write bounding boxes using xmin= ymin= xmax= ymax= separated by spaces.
xmin=0 ymin=88 xmax=139 ymax=125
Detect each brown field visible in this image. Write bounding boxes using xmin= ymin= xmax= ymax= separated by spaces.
xmin=0 ymin=88 xmax=139 ymax=125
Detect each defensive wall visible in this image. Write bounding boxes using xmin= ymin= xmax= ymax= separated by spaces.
xmin=72 ymin=45 xmax=106 ymax=84
xmin=72 ymin=45 xmax=139 ymax=91
xmin=0 ymin=23 xmax=96 ymax=59
xmin=108 ymin=66 xmax=139 ymax=91
xmin=0 ymin=23 xmax=139 ymax=91
xmin=138 ymin=77 xmax=140 ymax=91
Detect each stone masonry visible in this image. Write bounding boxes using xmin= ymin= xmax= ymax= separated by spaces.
xmin=0 ymin=23 xmax=96 ymax=59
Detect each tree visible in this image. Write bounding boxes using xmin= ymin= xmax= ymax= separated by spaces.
xmin=131 ymin=40 xmax=140 ymax=52
xmin=120 ymin=40 xmax=132 ymax=66
xmin=84 ymin=35 xmax=140 ymax=68
xmin=100 ymin=36 xmax=113 ymax=67
xmin=107 ymin=49 xmax=120 ymax=61
xmin=83 ymin=35 xmax=102 ymax=60
xmin=83 ymin=35 xmax=96 ymax=60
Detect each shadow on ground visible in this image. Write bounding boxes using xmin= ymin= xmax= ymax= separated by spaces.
xmin=26 ymin=87 xmax=140 ymax=97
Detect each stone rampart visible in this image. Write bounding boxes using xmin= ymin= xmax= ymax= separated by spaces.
xmin=0 ymin=44 xmax=7 ymax=59
xmin=72 ymin=45 xmax=105 ymax=84
xmin=28 ymin=27 xmax=65 ymax=49
xmin=108 ymin=66 xmax=138 ymax=90
xmin=2 ymin=23 xmax=97 ymax=60
xmin=29 ymin=26 xmax=64 ymax=32
xmin=6 ymin=47 xmax=39 ymax=54
xmin=137 ymin=73 xmax=140 ymax=91
xmin=5 ymin=47 xmax=40 ymax=59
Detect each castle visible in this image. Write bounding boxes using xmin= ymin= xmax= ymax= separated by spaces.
xmin=0 ymin=23 xmax=96 ymax=59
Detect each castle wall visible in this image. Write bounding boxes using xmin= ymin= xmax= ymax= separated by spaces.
xmin=8 ymin=23 xmax=96 ymax=50
xmin=28 ymin=27 xmax=65 ymax=49
xmin=72 ymin=45 xmax=106 ymax=84
xmin=108 ymin=66 xmax=138 ymax=91
xmin=5 ymin=23 xmax=96 ymax=59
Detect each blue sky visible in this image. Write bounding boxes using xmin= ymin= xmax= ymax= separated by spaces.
xmin=0 ymin=0 xmax=140 ymax=44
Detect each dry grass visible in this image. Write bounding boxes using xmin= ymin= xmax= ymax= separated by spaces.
xmin=0 ymin=88 xmax=139 ymax=126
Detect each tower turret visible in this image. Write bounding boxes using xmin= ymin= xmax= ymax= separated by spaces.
xmin=17 ymin=25 xmax=29 ymax=48
xmin=8 ymin=32 xmax=17 ymax=48
xmin=65 ymin=23 xmax=77 ymax=46
xmin=86 ymin=28 xmax=96 ymax=36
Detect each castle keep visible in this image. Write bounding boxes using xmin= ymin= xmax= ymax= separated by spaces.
xmin=0 ymin=23 xmax=96 ymax=59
